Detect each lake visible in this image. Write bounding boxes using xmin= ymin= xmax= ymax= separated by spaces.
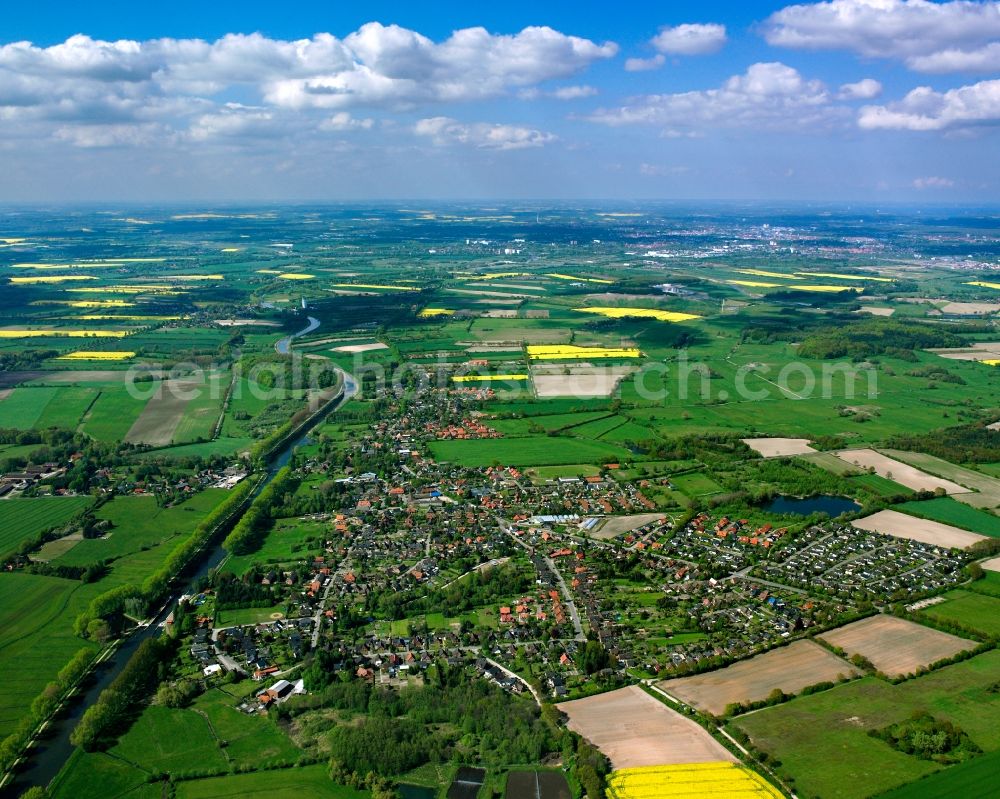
xmin=766 ymin=494 xmax=861 ymax=517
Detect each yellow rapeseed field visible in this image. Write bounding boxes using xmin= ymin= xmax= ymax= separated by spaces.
xmin=147 ymin=274 xmax=223 ymax=280
xmin=0 ymin=330 xmax=131 ymax=338
xmin=418 ymin=308 xmax=455 ymax=317
xmin=451 ymin=374 xmax=528 ymax=382
xmin=727 ymin=280 xmax=782 ymax=288
xmin=56 ymin=351 xmax=136 ymax=361
xmin=72 ymin=315 xmax=181 ymax=321
xmin=527 ymin=344 xmax=641 ymax=360
xmin=466 ymin=272 xmax=532 ymax=281
xmin=982 ymin=359 xmax=1000 ymax=366
xmin=966 ymin=281 xmax=1000 ymax=290
xmin=332 ymin=283 xmax=420 ymax=292
xmin=66 ymin=300 xmax=136 ymax=308
xmin=574 ymin=307 xmax=700 ymax=323
xmin=796 ymin=271 xmax=892 ymax=282
xmin=10 ymin=275 xmax=96 ymax=284
xmin=278 ymin=273 xmax=316 ymax=280
xmin=67 ymin=286 xmax=182 ymax=294
xmin=735 ymin=269 xmax=802 ymax=280
xmin=606 ymin=762 xmax=782 ymax=799
xmin=546 ymin=272 xmax=613 ymax=284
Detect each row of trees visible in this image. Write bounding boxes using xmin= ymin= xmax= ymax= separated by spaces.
xmin=70 ymin=638 xmax=173 ymax=750
xmin=75 ymin=478 xmax=256 ymax=639
xmin=222 ymin=467 xmax=297 ymax=555
xmin=0 ymin=647 xmax=95 ymax=775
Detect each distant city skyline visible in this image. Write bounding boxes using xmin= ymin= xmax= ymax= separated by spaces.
xmin=1 ymin=0 xmax=999 ymax=202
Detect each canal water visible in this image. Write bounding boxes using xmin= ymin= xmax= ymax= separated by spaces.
xmin=5 ymin=323 xmax=353 ymax=796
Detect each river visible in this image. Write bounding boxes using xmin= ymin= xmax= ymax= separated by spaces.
xmin=5 ymin=319 xmax=353 ymax=797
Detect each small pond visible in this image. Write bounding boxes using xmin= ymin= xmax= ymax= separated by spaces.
xmin=765 ymin=494 xmax=861 ymax=517
xmin=398 ymin=785 xmax=437 ymax=799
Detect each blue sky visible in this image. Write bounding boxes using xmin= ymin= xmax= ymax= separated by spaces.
xmin=1 ymin=0 xmax=998 ymax=201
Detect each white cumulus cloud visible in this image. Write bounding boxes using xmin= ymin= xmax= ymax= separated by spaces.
xmin=764 ymin=0 xmax=1000 ymax=73
xmin=414 ymin=117 xmax=557 ymax=149
xmin=590 ymin=62 xmax=838 ymax=131
xmin=651 ymin=23 xmax=728 ymax=55
xmin=858 ymin=78 xmax=1000 ymax=130
xmin=838 ymin=78 xmax=883 ymax=99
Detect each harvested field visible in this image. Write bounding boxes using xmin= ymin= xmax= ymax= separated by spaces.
xmin=533 ymin=366 xmax=636 ymax=398
xmin=850 ymin=509 xmax=986 ymax=549
xmin=939 ymin=301 xmax=1000 ymax=315
xmin=658 ymin=640 xmax=857 ymax=716
xmin=123 ymin=379 xmax=201 ymax=446
xmin=593 ymin=513 xmax=667 ymax=539
xmin=820 ymin=616 xmax=975 ymax=677
xmin=981 ymin=556 xmax=1000 ymax=573
xmin=560 ymin=685 xmax=735 ymax=768
xmin=857 ymin=306 xmax=894 ymax=316
xmin=331 ymin=342 xmax=388 ymax=353
xmin=482 ymin=309 xmax=518 ymax=318
xmin=931 ymin=342 xmax=1000 ymax=362
xmin=742 ymin=437 xmax=816 ymax=457
xmin=833 ymin=449 xmax=969 ymax=494
xmin=880 ymin=449 xmax=1000 ymax=509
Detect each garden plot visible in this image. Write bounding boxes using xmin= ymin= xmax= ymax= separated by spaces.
xmin=820 ymin=616 xmax=976 ymax=677
xmin=742 ymin=437 xmax=816 ymax=457
xmin=850 ymin=509 xmax=986 ymax=549
xmin=833 ymin=449 xmax=970 ymax=494
xmin=532 ymin=365 xmax=637 ymax=398
xmin=560 ymin=685 xmax=735 ymax=769
xmin=658 ymin=640 xmax=857 ymax=716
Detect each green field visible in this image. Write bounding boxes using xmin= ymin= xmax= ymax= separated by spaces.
xmin=847 ymin=472 xmax=914 ymax=497
xmin=111 ymin=704 xmax=229 ymax=774
xmin=35 ymin=386 xmax=99 ymax=430
xmin=875 ymin=750 xmax=1000 ymax=799
xmin=731 ymin=650 xmax=1000 ymax=799
xmin=670 ymin=471 xmax=726 ymax=497
xmin=174 ymin=766 xmax=369 ymax=799
xmin=0 ymin=386 xmax=61 ymax=429
xmin=0 ymin=572 xmax=99 ymax=738
xmin=53 ymin=490 xmax=227 ymax=571
xmin=80 ymin=385 xmax=150 ymax=441
xmin=920 ymin=589 xmax=1000 ymax=637
xmin=428 ymin=436 xmax=631 ymax=467
xmin=0 ymin=495 xmax=94 ymax=558
xmin=895 ymin=497 xmax=1000 ymax=537
xmin=969 ymin=570 xmax=1000 ymax=597
xmin=48 ymin=749 xmax=162 ymax=799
